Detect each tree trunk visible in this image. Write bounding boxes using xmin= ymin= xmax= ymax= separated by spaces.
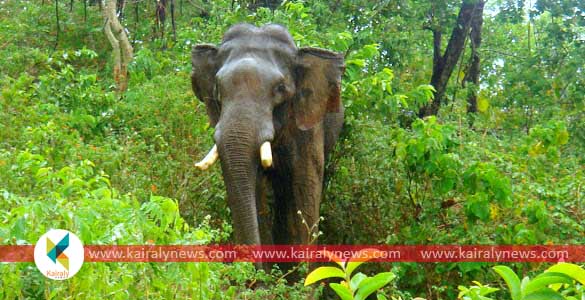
xmin=132 ymin=0 xmax=139 ymax=46
xmin=84 ymin=0 xmax=87 ymax=22
xmin=117 ymin=0 xmax=126 ymax=20
xmin=419 ymin=0 xmax=481 ymax=118
xmin=155 ymin=0 xmax=167 ymax=40
xmin=54 ymin=0 xmax=60 ymax=51
xmin=170 ymin=0 xmax=176 ymax=41
xmin=464 ymin=1 xmax=485 ymax=115
xmin=104 ymin=0 xmax=133 ymax=92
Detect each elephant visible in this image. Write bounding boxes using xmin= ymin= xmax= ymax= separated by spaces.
xmin=191 ymin=24 xmax=344 ymax=257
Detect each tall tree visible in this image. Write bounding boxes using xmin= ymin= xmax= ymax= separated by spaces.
xmin=104 ymin=0 xmax=133 ymax=92
xmin=463 ymin=0 xmax=485 ymax=114
xmin=419 ymin=0 xmax=485 ymax=117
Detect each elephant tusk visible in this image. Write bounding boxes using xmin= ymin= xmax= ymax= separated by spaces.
xmin=195 ymin=144 xmax=219 ymax=170
xmin=260 ymin=142 xmax=273 ymax=168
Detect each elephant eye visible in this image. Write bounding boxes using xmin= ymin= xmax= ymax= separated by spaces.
xmin=275 ymin=83 xmax=287 ymax=94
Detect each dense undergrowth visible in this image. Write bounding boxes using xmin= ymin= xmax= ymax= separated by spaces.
xmin=0 ymin=0 xmax=583 ymax=299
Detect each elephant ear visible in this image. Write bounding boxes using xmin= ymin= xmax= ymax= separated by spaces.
xmin=191 ymin=44 xmax=220 ymax=127
xmin=294 ymin=47 xmax=344 ymax=131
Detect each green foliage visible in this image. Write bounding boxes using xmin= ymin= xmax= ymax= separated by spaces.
xmin=343 ymin=43 xmax=434 ymax=121
xmin=0 ymin=144 xmax=310 ymax=298
xmin=457 ymin=263 xmax=585 ymax=300
xmin=525 ymin=121 xmax=570 ymax=160
xmin=463 ymin=162 xmax=512 ymax=221
xmin=488 ymin=264 xmax=585 ymax=300
xmin=457 ymin=281 xmax=499 ymax=300
xmin=304 ymin=250 xmax=396 ymax=300
xmin=393 ymin=117 xmax=459 ymax=203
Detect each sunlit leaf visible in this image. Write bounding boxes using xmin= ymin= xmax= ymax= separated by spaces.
xmin=304 ymin=266 xmax=346 ymax=286
xmin=493 ymin=266 xmax=521 ymax=300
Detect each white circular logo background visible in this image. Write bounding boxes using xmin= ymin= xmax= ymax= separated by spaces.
xmin=34 ymin=229 xmax=84 ymax=280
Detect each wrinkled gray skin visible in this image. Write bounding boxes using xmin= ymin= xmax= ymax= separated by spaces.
xmin=191 ymin=24 xmax=344 ymax=268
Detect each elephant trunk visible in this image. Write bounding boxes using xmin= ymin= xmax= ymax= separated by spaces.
xmin=216 ymin=116 xmax=262 ymax=245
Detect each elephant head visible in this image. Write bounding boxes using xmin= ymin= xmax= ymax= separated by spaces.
xmin=191 ymin=24 xmax=344 ymax=245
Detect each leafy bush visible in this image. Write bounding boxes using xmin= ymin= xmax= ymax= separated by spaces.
xmin=304 ymin=250 xmax=396 ymax=300
xmin=457 ymin=263 xmax=585 ymax=300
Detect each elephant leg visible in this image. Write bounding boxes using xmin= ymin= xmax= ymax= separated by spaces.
xmin=288 ymin=124 xmax=326 ymax=245
xmin=271 ymin=146 xmax=295 ymax=245
xmin=270 ymin=124 xmax=325 ymax=280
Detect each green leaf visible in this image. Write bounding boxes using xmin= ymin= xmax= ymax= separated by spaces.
xmin=467 ymin=196 xmax=490 ymax=221
xmin=350 ymin=272 xmax=368 ymax=291
xmin=330 ymin=283 xmax=353 ymax=300
xmin=11 ymin=217 xmax=26 ymax=240
xmin=493 ymin=266 xmax=521 ymax=300
xmin=458 ymin=289 xmax=468 ymax=299
xmin=377 ymin=293 xmax=388 ymax=300
xmin=477 ymin=97 xmax=490 ymax=113
xmin=354 ymin=272 xmax=395 ymax=300
xmin=35 ymin=167 xmax=51 ymax=179
xmin=347 ymin=59 xmax=365 ymax=68
xmin=523 ymin=272 xmax=574 ymax=295
xmin=556 ymin=129 xmax=569 ymax=145
xmin=520 ymin=276 xmax=530 ymax=294
xmin=478 ymin=285 xmax=500 ymax=296
xmin=304 ymin=266 xmax=346 ymax=286
xmin=345 ymin=248 xmax=381 ymax=277
xmin=546 ymin=263 xmax=585 ymax=285
xmin=522 ymin=288 xmax=565 ymax=300
xmin=360 ymin=44 xmax=379 ymax=59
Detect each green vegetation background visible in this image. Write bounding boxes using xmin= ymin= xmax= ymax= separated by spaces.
xmin=0 ymin=0 xmax=583 ymax=299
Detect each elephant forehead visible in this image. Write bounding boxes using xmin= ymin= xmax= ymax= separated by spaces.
xmin=219 ymin=25 xmax=296 ymax=61
xmin=217 ymin=58 xmax=282 ymax=90
xmin=219 ymin=38 xmax=295 ymax=61
xmin=222 ymin=23 xmax=296 ymax=48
